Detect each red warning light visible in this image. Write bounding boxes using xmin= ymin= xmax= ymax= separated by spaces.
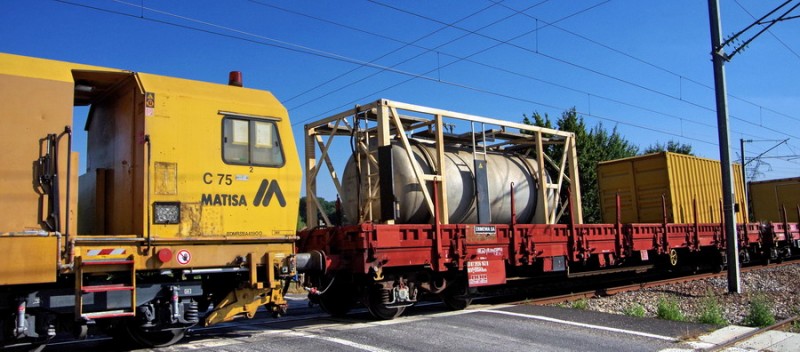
xmin=157 ymin=248 xmax=173 ymax=263
xmin=228 ymin=71 xmax=243 ymax=87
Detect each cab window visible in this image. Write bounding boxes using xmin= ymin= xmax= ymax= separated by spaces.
xmin=222 ymin=116 xmax=284 ymax=167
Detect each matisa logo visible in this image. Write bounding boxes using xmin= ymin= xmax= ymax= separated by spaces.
xmin=252 ymin=179 xmax=286 ymax=207
xmin=201 ymin=179 xmax=286 ymax=207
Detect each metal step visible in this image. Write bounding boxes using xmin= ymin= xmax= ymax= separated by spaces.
xmin=81 ymin=310 xmax=136 ymax=320
xmin=75 ymin=255 xmax=137 ymax=320
xmin=81 ymin=284 xmax=135 ymax=293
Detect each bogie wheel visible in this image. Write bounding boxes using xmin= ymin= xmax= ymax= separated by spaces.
xmin=318 ymin=276 xmax=356 ymax=317
xmin=440 ymin=279 xmax=472 ymax=311
xmin=122 ymin=324 xmax=187 ymax=348
xmin=363 ymin=286 xmax=405 ymax=320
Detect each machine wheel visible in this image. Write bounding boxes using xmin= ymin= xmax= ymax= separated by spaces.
xmin=123 ymin=325 xmax=187 ymax=348
xmin=363 ymin=286 xmax=405 ymax=320
xmin=440 ymin=279 xmax=472 ymax=311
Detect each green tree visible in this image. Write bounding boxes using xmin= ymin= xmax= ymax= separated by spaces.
xmin=524 ymin=108 xmax=639 ymax=223
xmin=298 ymin=196 xmax=340 ymax=229
xmin=643 ymin=140 xmax=694 ymax=155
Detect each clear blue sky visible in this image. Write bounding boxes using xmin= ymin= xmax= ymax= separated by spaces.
xmin=2 ymin=0 xmax=798 ymax=201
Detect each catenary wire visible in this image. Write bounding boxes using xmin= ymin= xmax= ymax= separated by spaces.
xmin=240 ymin=0 xmax=790 ymax=146
xmin=246 ymin=0 xmax=538 ymax=104
xmin=58 ymin=0 xmax=715 ymax=146
xmin=363 ymin=0 xmax=800 ymax=141
xmin=51 ymin=0 xmax=799 ymax=151
xmin=289 ymin=1 xmax=612 ymax=123
xmin=284 ymin=0 xmax=557 ymax=114
xmin=733 ymin=0 xmax=800 ymax=61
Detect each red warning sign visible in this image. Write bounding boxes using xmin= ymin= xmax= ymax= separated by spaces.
xmin=176 ymin=249 xmax=191 ymax=265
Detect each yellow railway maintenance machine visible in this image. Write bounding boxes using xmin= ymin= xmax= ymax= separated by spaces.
xmin=0 ymin=53 xmax=302 ymax=348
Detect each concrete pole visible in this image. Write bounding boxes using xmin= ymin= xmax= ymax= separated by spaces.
xmin=708 ymin=0 xmax=741 ymax=294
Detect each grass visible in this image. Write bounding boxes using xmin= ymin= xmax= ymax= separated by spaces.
xmin=657 ymin=297 xmax=684 ymax=322
xmin=790 ymin=320 xmax=800 ymax=333
xmin=624 ymin=303 xmax=646 ymax=318
xmin=550 ymin=289 xmax=782 ymax=329
xmin=696 ymin=291 xmax=728 ymax=326
xmin=743 ymin=294 xmax=776 ymax=327
xmin=571 ymin=298 xmax=589 ymax=310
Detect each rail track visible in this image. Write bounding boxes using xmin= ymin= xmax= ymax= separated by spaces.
xmin=524 ymin=260 xmax=800 ymax=306
xmin=707 ymin=316 xmax=800 ymax=351
xmin=18 ymin=260 xmax=799 ymax=351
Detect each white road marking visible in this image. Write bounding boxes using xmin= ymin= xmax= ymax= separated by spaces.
xmin=479 ymin=309 xmax=678 ymax=342
xmin=174 ymin=338 xmax=244 ymax=349
xmin=286 ymin=331 xmax=392 ymax=352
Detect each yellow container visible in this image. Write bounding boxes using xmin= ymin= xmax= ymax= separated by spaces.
xmin=597 ymin=152 xmax=746 ymax=224
xmin=749 ymin=177 xmax=800 ymax=223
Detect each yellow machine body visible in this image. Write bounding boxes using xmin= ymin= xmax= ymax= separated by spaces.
xmin=0 ymin=53 xmax=301 ymax=329
xmin=0 ymin=54 xmax=92 ymax=284
xmin=76 ymin=70 xmax=301 ymax=242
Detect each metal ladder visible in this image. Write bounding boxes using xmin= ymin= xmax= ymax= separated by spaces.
xmin=74 ymin=255 xmax=137 ymax=321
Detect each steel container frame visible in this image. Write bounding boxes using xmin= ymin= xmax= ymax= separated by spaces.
xmin=303 ymin=99 xmax=583 ymax=228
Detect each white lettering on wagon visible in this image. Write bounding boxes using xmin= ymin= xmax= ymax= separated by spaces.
xmin=477 ymin=247 xmax=503 ymax=256
xmin=467 ymin=261 xmax=490 ymax=273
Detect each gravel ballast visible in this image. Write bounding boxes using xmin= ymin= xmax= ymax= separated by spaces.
xmin=567 ymin=264 xmax=800 ymax=325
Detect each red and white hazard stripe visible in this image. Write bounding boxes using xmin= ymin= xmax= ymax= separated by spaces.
xmin=86 ymin=248 xmax=127 ymax=256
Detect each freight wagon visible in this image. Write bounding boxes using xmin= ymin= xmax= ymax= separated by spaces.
xmin=0 ymin=53 xmax=302 ymax=349
xmin=297 ymin=100 xmax=583 ymax=318
xmin=297 ymin=100 xmax=800 ymax=320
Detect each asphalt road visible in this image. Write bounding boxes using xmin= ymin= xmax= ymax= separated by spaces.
xmin=149 ymin=301 xmax=709 ymax=352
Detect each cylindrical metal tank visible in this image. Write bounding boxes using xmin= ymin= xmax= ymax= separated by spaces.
xmin=341 ymin=141 xmax=554 ymax=224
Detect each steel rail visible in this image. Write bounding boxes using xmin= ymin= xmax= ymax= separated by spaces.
xmin=705 ymin=316 xmax=800 ymax=351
